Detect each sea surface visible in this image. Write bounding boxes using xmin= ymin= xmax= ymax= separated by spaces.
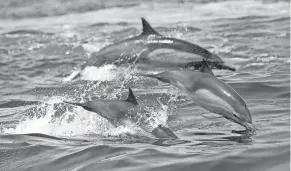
xmin=0 ymin=0 xmax=290 ymax=171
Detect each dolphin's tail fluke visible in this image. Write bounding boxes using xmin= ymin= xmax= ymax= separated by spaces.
xmin=152 ymin=124 xmax=178 ymax=139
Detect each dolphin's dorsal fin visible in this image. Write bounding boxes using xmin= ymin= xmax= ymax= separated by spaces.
xmin=201 ymin=60 xmax=215 ymax=76
xmin=141 ymin=18 xmax=160 ymax=36
xmin=125 ymin=88 xmax=138 ymax=105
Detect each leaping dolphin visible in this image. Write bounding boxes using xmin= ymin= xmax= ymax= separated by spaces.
xmin=64 ymin=88 xmax=178 ymax=139
xmin=139 ymin=60 xmax=256 ymax=133
xmin=64 ymin=18 xmax=235 ymax=81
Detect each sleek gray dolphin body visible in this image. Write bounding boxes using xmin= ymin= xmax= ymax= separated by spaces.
xmin=64 ymin=88 xmax=178 ymax=139
xmin=140 ymin=61 xmax=256 ymax=132
xmin=65 ymin=18 xmax=235 ymax=81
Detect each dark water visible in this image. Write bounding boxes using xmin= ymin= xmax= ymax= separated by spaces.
xmin=0 ymin=0 xmax=290 ymax=171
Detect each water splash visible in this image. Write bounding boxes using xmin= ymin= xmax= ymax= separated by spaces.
xmin=2 ymin=97 xmax=108 ymax=137
xmin=81 ymin=65 xmax=121 ymax=81
xmin=2 ymin=94 xmax=170 ymax=139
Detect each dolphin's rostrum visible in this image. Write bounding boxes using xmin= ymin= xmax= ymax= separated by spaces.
xmin=64 ymin=88 xmax=178 ymax=139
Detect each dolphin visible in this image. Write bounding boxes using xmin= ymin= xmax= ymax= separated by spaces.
xmin=64 ymin=18 xmax=235 ymax=81
xmin=64 ymin=88 xmax=178 ymax=139
xmin=139 ymin=60 xmax=256 ymax=132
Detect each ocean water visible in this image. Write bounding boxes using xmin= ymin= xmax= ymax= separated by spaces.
xmin=0 ymin=0 xmax=290 ymax=171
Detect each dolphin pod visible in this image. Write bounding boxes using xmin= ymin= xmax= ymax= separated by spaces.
xmin=139 ymin=60 xmax=256 ymax=133
xmin=64 ymin=18 xmax=235 ymax=81
xmin=61 ymin=18 xmax=255 ymax=139
xmin=65 ymin=88 xmax=178 ymax=139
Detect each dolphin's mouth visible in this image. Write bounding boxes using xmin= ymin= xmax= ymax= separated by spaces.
xmin=231 ymin=114 xmax=257 ymax=132
xmin=219 ymin=111 xmax=256 ymax=134
xmin=243 ymin=121 xmax=257 ymax=132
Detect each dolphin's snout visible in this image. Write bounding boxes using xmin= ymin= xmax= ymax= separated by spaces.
xmin=232 ymin=112 xmax=256 ymax=132
xmin=244 ymin=121 xmax=257 ymax=132
xmin=152 ymin=125 xmax=178 ymax=139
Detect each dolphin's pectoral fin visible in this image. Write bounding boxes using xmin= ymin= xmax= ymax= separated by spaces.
xmin=125 ymin=88 xmax=139 ymax=105
xmin=200 ymin=60 xmax=215 ymax=76
xmin=141 ymin=18 xmax=161 ymax=36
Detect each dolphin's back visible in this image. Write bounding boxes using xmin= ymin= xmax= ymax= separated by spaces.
xmin=88 ymin=36 xmax=149 ymax=66
xmin=85 ymin=100 xmax=136 ymax=120
xmin=147 ymin=36 xmax=224 ymax=63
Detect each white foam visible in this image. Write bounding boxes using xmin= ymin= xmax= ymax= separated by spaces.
xmin=139 ymin=102 xmax=170 ymax=133
xmin=2 ymin=96 xmax=170 ymax=138
xmin=63 ymin=63 xmax=128 ymax=82
xmin=63 ymin=69 xmax=82 ymax=82
xmin=82 ymin=43 xmax=101 ymax=53
xmin=3 ymin=100 xmax=125 ymax=137
xmin=80 ymin=65 xmax=123 ymax=81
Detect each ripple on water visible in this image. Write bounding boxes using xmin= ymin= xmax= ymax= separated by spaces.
xmin=0 ymin=0 xmax=290 ymax=171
